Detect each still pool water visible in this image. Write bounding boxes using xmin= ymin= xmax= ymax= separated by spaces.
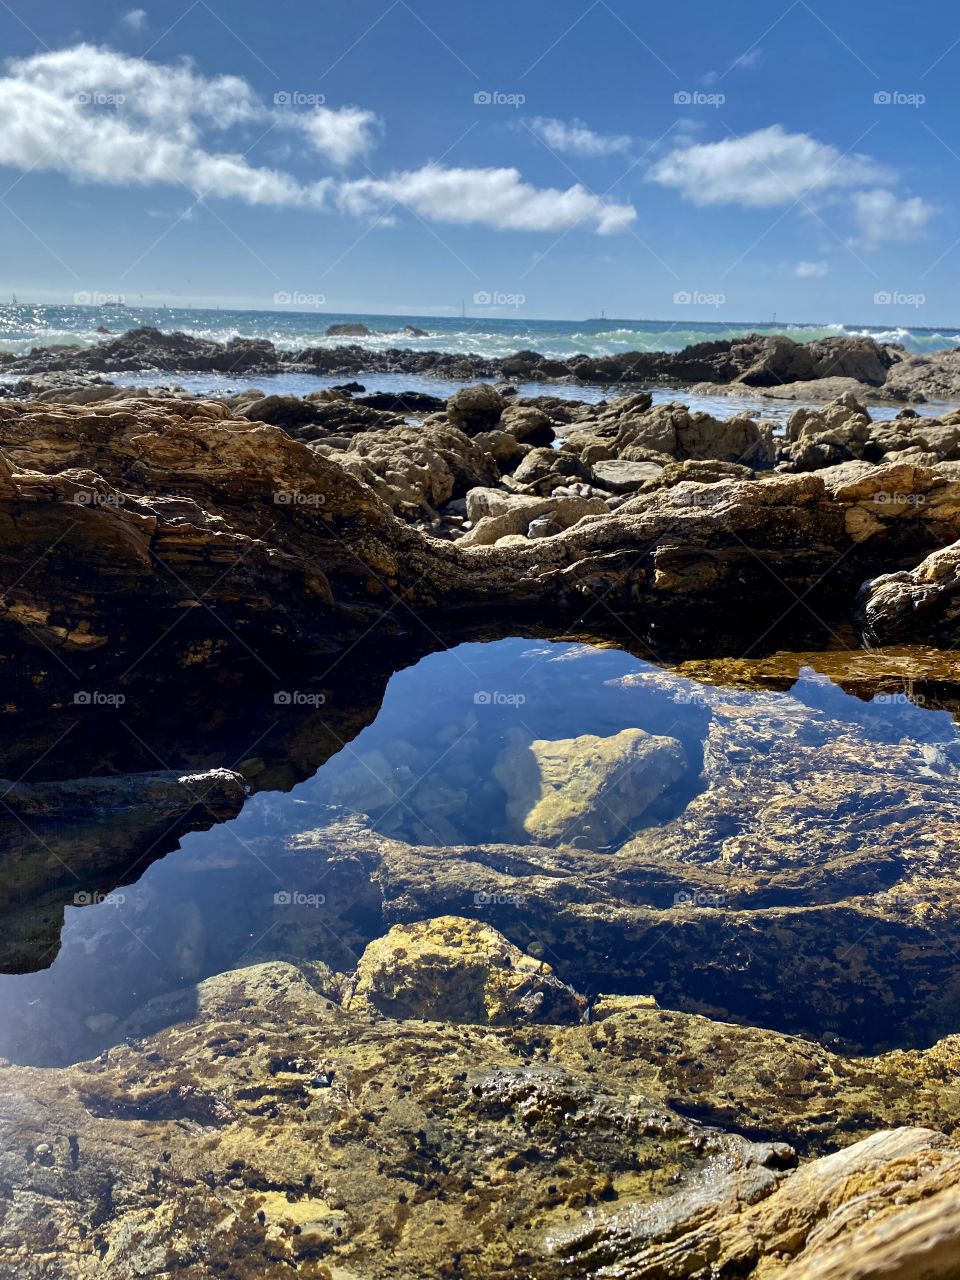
xmin=111 ymin=369 xmax=956 ymax=428
xmin=3 ymin=637 xmax=960 ymax=1064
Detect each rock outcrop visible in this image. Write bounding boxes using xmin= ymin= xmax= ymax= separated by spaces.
xmin=3 ymin=945 xmax=960 ymax=1278
xmin=3 ymin=326 xmax=959 ymax=400
xmin=857 ymin=539 xmax=960 ymax=645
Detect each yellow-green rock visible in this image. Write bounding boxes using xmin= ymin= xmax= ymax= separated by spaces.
xmin=494 ymin=727 xmax=687 ymax=847
xmin=343 ymin=915 xmax=585 ymax=1025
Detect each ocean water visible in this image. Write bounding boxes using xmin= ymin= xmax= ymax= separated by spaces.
xmin=0 ymin=303 xmax=958 ymax=360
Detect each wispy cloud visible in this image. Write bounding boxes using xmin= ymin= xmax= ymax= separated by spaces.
xmin=794 ymin=259 xmax=828 ymax=277
xmin=527 ymin=116 xmax=632 ymax=157
xmin=851 ymin=189 xmax=935 ymax=248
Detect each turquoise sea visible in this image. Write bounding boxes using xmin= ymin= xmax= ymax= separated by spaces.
xmin=1 ymin=303 xmax=957 ymax=360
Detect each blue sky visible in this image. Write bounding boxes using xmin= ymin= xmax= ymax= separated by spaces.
xmin=0 ymin=0 xmax=956 ymax=325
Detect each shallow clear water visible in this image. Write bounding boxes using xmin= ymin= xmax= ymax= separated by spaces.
xmin=2 ymin=637 xmax=960 ymax=1065
xmin=108 ymin=369 xmax=956 ymax=427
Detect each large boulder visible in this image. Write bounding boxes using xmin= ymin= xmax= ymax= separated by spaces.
xmin=499 ymin=402 xmax=556 ymax=446
xmin=344 ymin=916 xmax=584 ymax=1024
xmin=445 ymin=383 xmax=505 ymax=435
xmin=511 ymin=446 xmax=594 ymax=494
xmin=494 ymin=727 xmax=687 ymax=847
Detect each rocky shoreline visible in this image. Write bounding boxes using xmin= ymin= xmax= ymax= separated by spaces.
xmin=5 ymin=324 xmax=960 ymax=403
xmin=5 ymin=377 xmax=960 ymax=1276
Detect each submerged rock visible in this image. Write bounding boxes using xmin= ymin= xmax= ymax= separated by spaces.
xmin=494 ymin=727 xmax=687 ymax=847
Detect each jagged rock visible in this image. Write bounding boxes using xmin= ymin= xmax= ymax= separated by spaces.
xmin=445 ymin=382 xmax=505 ymax=434
xmin=344 ymin=916 xmax=585 ymax=1024
xmin=342 ymin=420 xmax=499 ymax=513
xmin=551 ymin=1127 xmax=958 ymax=1278
xmin=471 ymin=427 xmax=530 ymax=468
xmin=499 ymin=403 xmax=556 ymax=446
xmin=511 ymin=446 xmax=594 ymax=494
xmin=355 ymin=389 xmax=445 ymax=412
xmin=459 ymin=489 xmax=608 ymax=545
xmin=494 ymin=727 xmax=687 ymax=847
xmin=564 ymin=398 xmax=775 ymax=469
xmin=857 ymin=540 xmax=960 ymax=644
xmin=657 ymin=457 xmax=756 ymax=487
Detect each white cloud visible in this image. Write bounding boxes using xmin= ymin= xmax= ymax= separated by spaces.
xmin=0 ymin=44 xmax=636 ymax=234
xmin=795 ymin=260 xmax=828 ymax=278
xmin=851 ymin=188 xmax=935 ymax=247
xmin=528 ymin=116 xmax=631 ymax=157
xmin=122 ymin=9 xmax=147 ymax=31
xmin=335 ymin=164 xmax=636 ymax=234
xmin=648 ymin=125 xmax=890 ymax=207
xmin=281 ymin=105 xmax=381 ymax=166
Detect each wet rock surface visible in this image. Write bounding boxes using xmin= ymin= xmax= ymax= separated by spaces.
xmin=6 ymin=373 xmax=960 ymax=1277
xmin=344 ymin=916 xmax=585 ymax=1025
xmin=3 ymin=948 xmax=960 ymax=1278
